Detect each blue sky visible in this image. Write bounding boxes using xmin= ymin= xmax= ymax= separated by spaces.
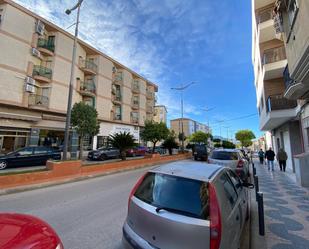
xmin=16 ymin=0 xmax=260 ymax=139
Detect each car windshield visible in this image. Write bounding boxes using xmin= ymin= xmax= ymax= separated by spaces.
xmin=211 ymin=151 xmax=239 ymax=160
xmin=134 ymin=172 xmax=209 ymax=220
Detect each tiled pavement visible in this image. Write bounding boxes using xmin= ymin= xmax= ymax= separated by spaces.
xmin=255 ymin=161 xmax=309 ymax=249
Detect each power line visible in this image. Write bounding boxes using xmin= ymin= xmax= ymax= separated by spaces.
xmin=211 ymin=113 xmax=258 ymax=124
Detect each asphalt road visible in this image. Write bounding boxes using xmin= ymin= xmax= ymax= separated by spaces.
xmin=0 ymin=166 xmax=151 ymax=249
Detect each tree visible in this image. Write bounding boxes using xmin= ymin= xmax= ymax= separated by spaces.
xmin=108 ymin=132 xmax=136 ymax=160
xmin=222 ymin=140 xmax=236 ymax=149
xmin=162 ymin=131 xmax=179 ymax=155
xmin=235 ymin=130 xmax=256 ymax=148
xmin=178 ymin=133 xmax=187 ymax=142
xmin=71 ymin=102 xmax=99 ymax=159
xmin=189 ymin=131 xmax=211 ymax=145
xmin=141 ymin=121 xmax=169 ymax=153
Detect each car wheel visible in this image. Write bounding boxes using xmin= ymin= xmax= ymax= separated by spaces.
xmin=194 ymin=156 xmax=198 ymax=161
xmin=100 ymin=154 xmax=108 ymax=161
xmin=0 ymin=160 xmax=8 ymax=170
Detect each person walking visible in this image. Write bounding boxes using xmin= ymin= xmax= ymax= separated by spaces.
xmin=265 ymin=147 xmax=275 ymax=171
xmin=258 ymin=149 xmax=265 ymax=164
xmin=277 ymin=148 xmax=288 ymax=172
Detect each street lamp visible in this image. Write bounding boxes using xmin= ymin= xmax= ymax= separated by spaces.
xmin=201 ymin=107 xmax=215 ymax=133
xmin=63 ymin=0 xmax=84 ymax=160
xmin=171 ymin=82 xmax=196 ymax=152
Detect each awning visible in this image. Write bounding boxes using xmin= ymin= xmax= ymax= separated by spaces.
xmin=0 ymin=112 xmax=41 ymax=122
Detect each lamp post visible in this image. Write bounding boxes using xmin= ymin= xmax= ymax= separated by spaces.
xmin=171 ymin=82 xmax=196 ymax=152
xmin=63 ymin=0 xmax=84 ymax=160
xmin=201 ymin=107 xmax=215 ymax=134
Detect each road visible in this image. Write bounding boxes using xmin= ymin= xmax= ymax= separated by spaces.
xmin=0 ymin=166 xmax=150 ymax=249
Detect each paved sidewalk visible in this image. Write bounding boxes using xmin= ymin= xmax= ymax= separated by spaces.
xmin=254 ymin=161 xmax=309 ymax=249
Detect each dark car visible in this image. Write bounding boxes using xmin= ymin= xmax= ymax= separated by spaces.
xmin=147 ymin=146 xmax=166 ymax=155
xmin=126 ymin=146 xmax=147 ymax=157
xmin=88 ymin=147 xmax=120 ymax=161
xmin=193 ymin=144 xmax=208 ymax=161
xmin=0 ymin=146 xmax=61 ymax=170
xmin=0 ymin=213 xmax=63 ymax=249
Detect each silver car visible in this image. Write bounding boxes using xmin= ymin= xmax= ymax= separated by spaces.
xmin=208 ymin=149 xmax=250 ymax=181
xmin=122 ymin=161 xmax=253 ymax=249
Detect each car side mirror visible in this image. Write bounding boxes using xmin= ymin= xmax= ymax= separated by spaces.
xmin=242 ymin=182 xmax=254 ymax=189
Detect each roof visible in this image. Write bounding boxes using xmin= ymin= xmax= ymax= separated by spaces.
xmin=2 ymin=0 xmax=158 ymax=91
xmin=213 ymin=148 xmax=240 ymax=152
xmin=150 ymin=160 xmax=222 ymax=182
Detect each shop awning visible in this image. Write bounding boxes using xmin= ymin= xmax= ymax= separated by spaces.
xmin=0 ymin=112 xmax=41 ymax=122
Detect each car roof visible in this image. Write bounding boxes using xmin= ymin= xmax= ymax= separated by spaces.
xmin=150 ymin=161 xmax=223 ymax=182
xmin=213 ymin=148 xmax=240 ymax=152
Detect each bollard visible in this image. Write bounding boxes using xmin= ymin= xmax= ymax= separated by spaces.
xmin=257 ymin=192 xmax=265 ymax=236
xmin=254 ymin=176 xmax=259 ymax=201
xmin=253 ymin=165 xmax=256 ymax=176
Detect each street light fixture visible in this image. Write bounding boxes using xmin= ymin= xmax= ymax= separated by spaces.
xmin=201 ymin=107 xmax=215 ymax=133
xmin=63 ymin=0 xmax=84 ymax=160
xmin=171 ymin=82 xmax=196 ymax=152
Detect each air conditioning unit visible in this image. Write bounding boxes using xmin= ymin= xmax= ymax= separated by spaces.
xmin=31 ymin=47 xmax=41 ymax=58
xmin=25 ymin=83 xmax=36 ymax=93
xmin=25 ymin=76 xmax=35 ymax=85
xmin=35 ymin=20 xmax=45 ymax=35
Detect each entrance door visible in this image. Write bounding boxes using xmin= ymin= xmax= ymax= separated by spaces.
xmin=283 ymin=131 xmax=293 ymax=171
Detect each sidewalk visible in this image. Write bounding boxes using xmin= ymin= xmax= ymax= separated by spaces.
xmin=251 ymin=160 xmax=309 ymax=249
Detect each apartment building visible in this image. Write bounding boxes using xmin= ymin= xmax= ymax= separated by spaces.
xmin=0 ymin=0 xmax=157 ymax=153
xmin=252 ymin=0 xmax=303 ymax=171
xmin=170 ymin=118 xmax=210 ymax=140
xmin=153 ymin=105 xmax=167 ymax=123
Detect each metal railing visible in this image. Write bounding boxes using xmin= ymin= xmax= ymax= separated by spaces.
xmin=263 ymin=46 xmax=286 ymax=65
xmin=113 ymin=72 xmax=123 ymax=83
xmin=266 ymin=94 xmax=297 ymax=112
xmin=80 ymin=59 xmax=98 ymax=73
xmin=80 ymin=80 xmax=96 ymax=94
xmin=32 ymin=65 xmax=52 ymax=79
xmin=28 ymin=94 xmax=49 ymax=107
xmin=37 ymin=38 xmax=55 ymax=52
xmin=257 ymin=6 xmax=273 ymax=24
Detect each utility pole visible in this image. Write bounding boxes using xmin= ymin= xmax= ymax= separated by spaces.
xmin=63 ymin=0 xmax=84 ymax=160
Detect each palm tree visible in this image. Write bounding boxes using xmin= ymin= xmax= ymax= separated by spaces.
xmin=109 ymin=132 xmax=136 ymax=160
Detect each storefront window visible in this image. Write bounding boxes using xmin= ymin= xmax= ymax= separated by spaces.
xmin=97 ymin=136 xmax=109 ymax=148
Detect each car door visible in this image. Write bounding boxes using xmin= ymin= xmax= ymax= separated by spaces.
xmin=9 ymin=147 xmax=34 ymax=167
xmin=217 ymin=171 xmax=242 ymax=249
xmin=33 ymin=147 xmax=50 ymax=165
xmin=226 ymin=169 xmax=247 ymax=232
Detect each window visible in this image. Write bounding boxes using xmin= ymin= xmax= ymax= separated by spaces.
xmin=17 ymin=147 xmax=33 ymax=156
xmin=34 ymin=147 xmax=49 ymax=154
xmin=226 ymin=170 xmax=243 ymax=192
xmin=211 ymin=151 xmax=239 ymax=160
xmin=134 ymin=173 xmax=209 ymax=220
xmin=219 ymin=173 xmax=238 ymax=208
xmin=115 ymin=105 xmax=121 ymax=120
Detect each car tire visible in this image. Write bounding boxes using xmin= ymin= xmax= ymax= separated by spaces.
xmin=100 ymin=154 xmax=108 ymax=161
xmin=194 ymin=156 xmax=198 ymax=161
xmin=0 ymin=160 xmax=8 ymax=170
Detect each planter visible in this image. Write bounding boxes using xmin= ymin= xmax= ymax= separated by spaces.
xmin=46 ymin=160 xmax=81 ymax=177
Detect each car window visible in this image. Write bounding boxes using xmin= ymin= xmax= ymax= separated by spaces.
xmin=219 ymin=172 xmax=238 ymax=208
xmin=211 ymin=151 xmax=239 ymax=160
xmin=134 ymin=172 xmax=210 ymax=220
xmin=34 ymin=147 xmax=49 ymax=154
xmin=226 ymin=170 xmax=243 ymax=192
xmin=17 ymin=147 xmax=33 ymax=156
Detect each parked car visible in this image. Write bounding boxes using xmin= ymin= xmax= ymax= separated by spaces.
xmin=0 ymin=146 xmax=61 ymax=170
xmin=126 ymin=146 xmax=148 ymax=157
xmin=87 ymin=147 xmax=120 ymax=161
xmin=0 ymin=213 xmax=63 ymax=249
xmin=193 ymin=144 xmax=208 ymax=161
xmin=208 ymin=149 xmax=250 ymax=181
xmin=122 ymin=161 xmax=253 ymax=249
xmin=147 ymin=146 xmax=166 ymax=155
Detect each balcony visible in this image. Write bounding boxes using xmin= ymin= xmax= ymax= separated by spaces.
xmin=112 ymin=94 xmax=122 ymax=104
xmin=132 ymin=80 xmax=140 ymax=93
xmin=79 ymin=80 xmax=96 ymax=96
xmin=260 ymin=94 xmax=298 ymax=131
xmin=132 ymin=100 xmax=139 ymax=110
xmin=32 ymin=65 xmax=52 ymax=83
xmin=114 ymin=113 xmax=122 ymax=121
xmin=146 ymin=91 xmax=154 ymax=99
xmin=284 ymin=64 xmax=307 ymax=100
xmin=257 ymin=6 xmax=278 ymax=43
xmin=146 ymin=106 xmax=153 ymax=114
xmin=28 ymin=94 xmax=49 ymax=108
xmin=113 ymin=72 xmax=123 ymax=85
xmin=79 ymin=59 xmax=97 ymax=75
xmin=131 ymin=115 xmax=139 ymax=125
xmin=263 ymin=46 xmax=287 ymax=80
xmin=254 ymin=0 xmax=275 ymax=10
xmin=37 ymin=38 xmax=55 ymax=56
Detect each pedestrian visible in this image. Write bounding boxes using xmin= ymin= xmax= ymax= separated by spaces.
xmin=265 ymin=147 xmax=275 ymax=171
xmin=258 ymin=149 xmax=265 ymax=164
xmin=277 ymin=148 xmax=288 ymax=172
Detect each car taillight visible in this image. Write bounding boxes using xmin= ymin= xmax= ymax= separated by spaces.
xmin=209 ymin=183 xmax=221 ymax=249
xmin=128 ymin=173 xmax=146 ymax=210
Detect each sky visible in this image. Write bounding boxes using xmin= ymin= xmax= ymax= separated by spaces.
xmin=15 ymin=0 xmax=261 ymax=139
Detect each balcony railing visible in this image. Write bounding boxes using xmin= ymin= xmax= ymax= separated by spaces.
xmin=132 ymin=100 xmax=139 ymax=109
xmin=132 ymin=81 xmax=140 ymax=93
xmin=266 ymin=94 xmax=297 ymax=112
xmin=37 ymin=38 xmax=55 ymax=53
xmin=131 ymin=116 xmax=139 ymax=124
xmin=80 ymin=59 xmax=98 ymax=73
xmin=283 ymin=65 xmax=297 ymax=90
xmin=28 ymin=94 xmax=49 ymax=107
xmin=263 ymin=46 xmax=286 ymax=65
xmin=80 ymin=80 xmax=96 ymax=95
xmin=113 ymin=94 xmax=122 ymax=102
xmin=114 ymin=114 xmax=122 ymax=121
xmin=32 ymin=65 xmax=52 ymax=79
xmin=257 ymin=7 xmax=273 ymax=24
xmin=146 ymin=91 xmax=154 ymax=99
xmin=113 ymin=72 xmax=123 ymax=84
